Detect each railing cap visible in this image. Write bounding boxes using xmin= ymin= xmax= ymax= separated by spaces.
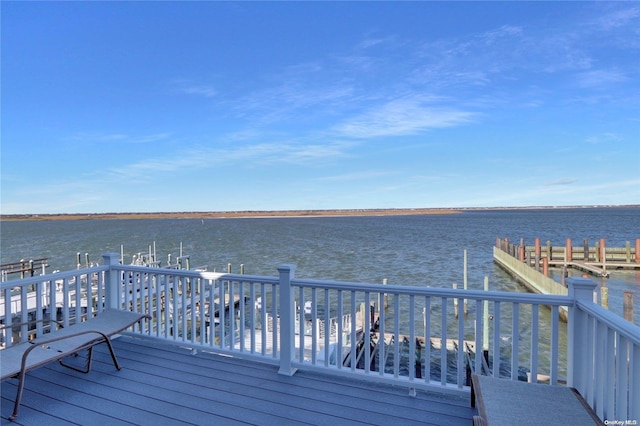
xmin=277 ymin=264 xmax=296 ymax=274
xmin=102 ymin=252 xmax=121 ymax=266
xmin=566 ymin=277 xmax=597 ymax=301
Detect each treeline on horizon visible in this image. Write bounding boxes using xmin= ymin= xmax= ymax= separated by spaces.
xmin=1 ymin=205 xmax=636 ymax=221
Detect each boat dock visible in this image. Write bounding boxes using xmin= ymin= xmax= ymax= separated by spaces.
xmin=494 ymin=237 xmax=638 ymax=322
xmin=0 ymin=258 xmax=49 ymax=281
xmin=496 ymin=237 xmax=640 ymax=278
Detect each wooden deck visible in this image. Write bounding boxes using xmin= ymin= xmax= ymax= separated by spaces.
xmin=1 ymin=336 xmax=475 ymax=425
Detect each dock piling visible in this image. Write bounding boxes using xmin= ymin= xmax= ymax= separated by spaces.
xmin=624 ymin=292 xmax=634 ymax=322
xmin=601 ymin=287 xmax=609 ymax=309
xmin=600 ymin=238 xmax=607 ymax=276
xmin=382 ymin=278 xmax=388 ymax=309
xmin=463 ymin=250 xmax=468 ymax=315
xmin=453 ymin=283 xmax=458 ymax=318
xmin=482 ymin=276 xmax=489 ymax=354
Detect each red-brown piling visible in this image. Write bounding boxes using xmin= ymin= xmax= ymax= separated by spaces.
xmin=565 ymin=238 xmax=572 ymax=262
xmin=534 ymin=238 xmax=541 ymax=270
xmin=599 ymin=238 xmax=606 ymax=262
xmin=635 ymin=238 xmax=640 ymax=264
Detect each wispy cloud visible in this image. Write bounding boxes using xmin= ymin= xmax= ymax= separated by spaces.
xmin=105 ymin=141 xmax=353 ymax=181
xmin=357 ymin=35 xmax=398 ymax=50
xmin=576 ymin=69 xmax=629 ymax=89
xmin=316 ymin=171 xmax=394 ymax=182
xmin=585 ymin=132 xmax=623 ymax=144
xmin=182 ymin=85 xmax=217 ymax=98
xmin=412 ymin=25 xmax=529 ymax=87
xmin=592 ymin=6 xmax=640 ymax=30
xmin=68 ymin=132 xmax=171 ymax=144
xmin=69 ymin=132 xmax=128 ymax=142
xmin=232 ymin=80 xmax=355 ymax=124
xmin=545 ymin=178 xmax=578 ymax=186
xmin=334 ymin=96 xmax=476 ymax=139
xmin=477 ymin=25 xmax=523 ymax=45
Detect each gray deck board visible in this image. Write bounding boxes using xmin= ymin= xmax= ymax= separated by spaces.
xmin=2 ymin=336 xmax=475 ymax=425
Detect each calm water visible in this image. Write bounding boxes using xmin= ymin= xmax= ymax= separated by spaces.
xmin=1 ymin=207 xmax=639 ymax=324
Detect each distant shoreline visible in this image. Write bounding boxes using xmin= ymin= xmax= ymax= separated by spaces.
xmin=1 ymin=205 xmax=636 ymax=221
xmin=0 ymin=208 xmax=460 ymax=221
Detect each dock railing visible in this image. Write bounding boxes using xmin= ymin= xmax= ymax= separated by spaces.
xmin=1 ymin=253 xmax=638 ymax=422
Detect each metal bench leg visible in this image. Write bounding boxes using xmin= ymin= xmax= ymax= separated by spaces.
xmin=103 ymin=338 xmax=122 ymax=370
xmin=10 ymin=368 xmax=28 ymax=421
xmin=58 ymin=338 xmax=122 ymax=373
xmin=59 ymin=347 xmax=95 ymax=373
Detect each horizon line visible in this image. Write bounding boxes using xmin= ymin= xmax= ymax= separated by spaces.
xmin=1 ymin=204 xmax=638 ymax=221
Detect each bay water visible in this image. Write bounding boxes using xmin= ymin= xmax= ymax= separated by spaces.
xmin=1 ymin=207 xmax=638 ymax=325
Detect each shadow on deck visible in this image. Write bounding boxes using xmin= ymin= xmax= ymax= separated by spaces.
xmin=1 ymin=336 xmax=475 ymax=425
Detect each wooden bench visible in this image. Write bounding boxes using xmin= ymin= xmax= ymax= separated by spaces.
xmin=470 ymin=374 xmax=604 ymax=425
xmin=1 ymin=309 xmax=149 ymax=420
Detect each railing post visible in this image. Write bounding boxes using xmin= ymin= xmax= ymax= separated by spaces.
xmin=277 ymin=264 xmax=297 ymax=376
xmin=567 ymin=277 xmax=597 ymax=394
xmin=102 ymin=253 xmax=121 ymax=310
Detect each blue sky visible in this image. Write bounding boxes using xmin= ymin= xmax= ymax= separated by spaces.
xmin=2 ymin=2 xmax=639 ymax=214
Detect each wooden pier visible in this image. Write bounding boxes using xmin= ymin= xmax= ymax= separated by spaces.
xmin=494 ymin=237 xmax=638 ymax=322
xmin=496 ymin=237 xmax=640 ymax=278
xmin=0 ymin=258 xmax=49 ymax=281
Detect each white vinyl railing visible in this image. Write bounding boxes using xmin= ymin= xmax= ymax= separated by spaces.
xmin=285 ymin=267 xmax=571 ymax=391
xmin=1 ymin=265 xmax=108 ymax=341
xmin=1 ymin=252 xmax=638 ymax=421
xmin=568 ymin=281 xmax=640 ymax=421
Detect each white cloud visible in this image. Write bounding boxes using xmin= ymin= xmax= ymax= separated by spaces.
xmin=316 ymin=171 xmax=394 ymax=182
xmin=104 ymin=140 xmax=353 ymax=181
xmin=477 ymin=25 xmax=524 ymax=45
xmin=585 ymin=133 xmax=623 ymax=144
xmin=234 ymin=83 xmax=355 ymax=123
xmin=68 ymin=132 xmax=171 ymax=144
xmin=182 ymin=85 xmax=217 ymax=98
xmin=335 ymin=97 xmax=475 ymax=139
xmin=593 ymin=6 xmax=640 ymax=30
xmin=576 ymin=69 xmax=628 ymax=89
xmin=545 ymin=178 xmax=578 ymax=186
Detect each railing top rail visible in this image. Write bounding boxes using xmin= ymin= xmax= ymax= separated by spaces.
xmin=2 ymin=263 xmax=573 ymax=307
xmin=118 ymin=264 xmax=575 ymax=306
xmin=291 ymin=277 xmax=573 ymax=306
xmin=0 ymin=265 xmax=108 ymax=289
xmin=577 ymin=299 xmax=640 ymax=345
xmin=113 ymin=264 xmax=279 ymax=285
